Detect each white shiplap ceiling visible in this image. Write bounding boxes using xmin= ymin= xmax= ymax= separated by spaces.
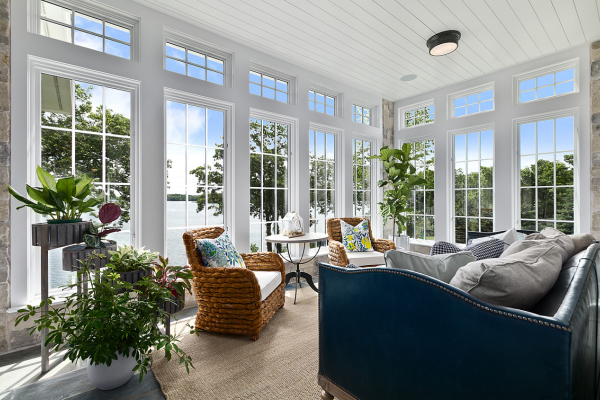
xmin=135 ymin=0 xmax=600 ymax=101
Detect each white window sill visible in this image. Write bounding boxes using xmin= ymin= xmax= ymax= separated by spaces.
xmin=7 ymin=291 xmax=74 ymax=314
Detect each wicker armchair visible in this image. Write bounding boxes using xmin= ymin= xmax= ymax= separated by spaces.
xmin=326 ymin=218 xmax=396 ymax=267
xmin=182 ymin=227 xmax=285 ymax=340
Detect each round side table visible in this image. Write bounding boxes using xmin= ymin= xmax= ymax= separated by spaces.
xmin=266 ymin=232 xmax=329 ymax=304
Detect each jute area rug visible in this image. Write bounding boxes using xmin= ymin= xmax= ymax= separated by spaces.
xmin=151 ymin=286 xmax=322 ymax=400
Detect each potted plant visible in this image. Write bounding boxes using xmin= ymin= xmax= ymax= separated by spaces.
xmin=7 ymin=165 xmax=101 ymax=224
xmin=15 ymin=253 xmax=197 ymax=390
xmin=62 ymin=203 xmax=122 ymax=272
xmin=105 ymin=245 xmax=159 ymax=285
xmin=370 ymin=144 xmax=427 ymax=248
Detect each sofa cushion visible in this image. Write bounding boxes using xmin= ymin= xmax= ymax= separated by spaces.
xmin=253 ymin=271 xmax=282 ymax=301
xmin=385 ymin=249 xmax=476 ymax=283
xmin=346 ymin=251 xmax=385 ymax=266
xmin=469 ymin=228 xmax=519 ymax=251
xmin=450 ymin=241 xmax=564 ymax=309
xmin=430 ymin=238 xmax=505 ymax=261
xmin=195 ymin=231 xmax=246 ymax=269
xmin=502 ymin=227 xmax=574 ymax=262
xmin=570 ymin=233 xmax=596 ymax=254
xmin=340 ymin=219 xmax=373 ymax=252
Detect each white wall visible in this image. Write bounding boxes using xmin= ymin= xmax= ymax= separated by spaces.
xmin=10 ymin=0 xmax=383 ymax=307
xmin=394 ymin=44 xmax=591 ymax=242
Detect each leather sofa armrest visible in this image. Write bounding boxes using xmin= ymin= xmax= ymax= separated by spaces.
xmin=372 ymin=238 xmax=395 ymax=253
xmin=328 ymin=240 xmax=348 ymax=267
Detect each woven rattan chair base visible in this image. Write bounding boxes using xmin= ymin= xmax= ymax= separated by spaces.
xmin=326 ymin=218 xmax=396 ymax=267
xmin=183 ymin=227 xmax=286 ymax=340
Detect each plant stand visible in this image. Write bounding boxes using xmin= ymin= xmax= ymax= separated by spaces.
xmin=162 ymin=291 xmax=186 ymax=337
xmin=32 ymin=221 xmax=90 ymax=373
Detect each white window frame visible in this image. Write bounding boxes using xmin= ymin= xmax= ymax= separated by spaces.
xmin=308 ymin=122 xmax=343 ymax=233
xmin=309 ymin=83 xmax=343 ymax=118
xmin=447 ymin=123 xmax=496 ymax=243
xmin=163 ymin=27 xmax=234 ymax=88
xmin=351 ymin=136 xmax=375 ymax=219
xmin=163 ymin=88 xmax=235 ymax=253
xmin=398 ymin=99 xmax=435 ymax=130
xmin=512 ymin=108 xmax=580 ymax=233
xmin=447 ymin=83 xmax=495 ymax=120
xmin=28 ymin=0 xmax=141 ymax=61
xmin=249 ymin=60 xmax=297 ymax=105
xmin=512 ymin=58 xmax=580 ymax=105
xmin=21 ymin=55 xmax=141 ymax=305
xmin=352 ymin=104 xmax=372 ymax=126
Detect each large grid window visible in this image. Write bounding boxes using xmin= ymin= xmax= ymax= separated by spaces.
xmin=40 ymin=1 xmax=131 ymax=59
xmin=519 ymin=69 xmax=575 ymax=103
xmin=166 ymin=42 xmax=224 ymax=85
xmin=309 ymin=91 xmax=335 ymax=116
xmin=406 ymin=140 xmax=435 ymax=240
xmin=249 ymin=119 xmax=289 ymax=253
xmin=249 ymin=71 xmax=288 ymax=103
xmin=41 ymin=73 xmax=132 ymax=288
xmin=309 ymin=130 xmax=335 ymax=233
xmin=519 ymin=116 xmax=574 ymax=233
xmin=453 ymin=130 xmax=494 ymax=243
xmin=453 ymin=89 xmax=493 ymax=118
xmin=166 ymin=101 xmax=225 ymax=266
xmin=352 ymin=105 xmax=371 ymax=125
xmin=352 ymin=139 xmax=372 ymax=218
xmin=405 ymin=105 xmax=434 ymax=128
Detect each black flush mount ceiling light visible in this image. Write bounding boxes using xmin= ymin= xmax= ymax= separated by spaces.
xmin=426 ymin=30 xmax=461 ymax=56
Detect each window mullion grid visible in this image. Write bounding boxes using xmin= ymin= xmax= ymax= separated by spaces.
xmin=184 ymin=105 xmax=189 ymax=230
xmin=101 ymin=85 xmax=107 ymax=196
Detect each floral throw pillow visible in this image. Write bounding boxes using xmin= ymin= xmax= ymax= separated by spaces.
xmin=195 ymin=231 xmax=246 ymax=268
xmin=340 ymin=219 xmax=373 ymax=252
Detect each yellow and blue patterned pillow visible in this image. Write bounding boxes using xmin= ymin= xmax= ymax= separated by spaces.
xmin=195 ymin=231 xmax=246 ymax=268
xmin=340 ymin=219 xmax=373 ymax=252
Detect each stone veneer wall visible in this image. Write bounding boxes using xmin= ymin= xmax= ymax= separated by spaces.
xmin=382 ymin=99 xmax=394 ymax=240
xmin=591 ymin=41 xmax=600 ymax=238
xmin=0 ymin=0 xmax=10 ymax=354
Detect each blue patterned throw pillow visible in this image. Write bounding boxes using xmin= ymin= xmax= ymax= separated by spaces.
xmin=196 ymin=231 xmax=246 ymax=268
xmin=340 ymin=219 xmax=373 ymax=252
xmin=430 ymin=238 xmax=504 ymax=261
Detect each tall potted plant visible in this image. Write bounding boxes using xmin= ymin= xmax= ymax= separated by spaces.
xmin=16 ymin=253 xmax=197 ymax=390
xmin=370 ymin=144 xmax=427 ymax=247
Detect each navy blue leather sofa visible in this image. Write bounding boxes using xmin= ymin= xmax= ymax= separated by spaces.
xmin=318 ymin=243 xmax=600 ymax=400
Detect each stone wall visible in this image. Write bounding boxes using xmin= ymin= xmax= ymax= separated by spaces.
xmin=0 ymin=0 xmax=9 ymax=354
xmin=382 ymin=99 xmax=394 ymax=240
xmin=591 ymin=41 xmax=600 ymax=238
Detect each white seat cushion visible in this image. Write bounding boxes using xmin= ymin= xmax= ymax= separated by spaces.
xmin=253 ymin=271 xmax=282 ymax=301
xmin=345 ymin=251 xmax=385 ymax=267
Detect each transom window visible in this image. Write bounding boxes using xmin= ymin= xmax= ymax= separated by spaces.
xmin=41 ymin=73 xmax=132 ymax=289
xmin=453 ymin=89 xmax=494 ymax=118
xmin=405 ymin=105 xmax=434 ymax=128
xmin=352 ymin=139 xmax=372 ymax=219
xmin=40 ymin=1 xmax=131 ymax=59
xmin=249 ymin=71 xmax=288 ymax=103
xmin=166 ymin=42 xmax=224 ymax=85
xmin=406 ymin=140 xmax=435 ymax=240
xmin=166 ymin=100 xmax=225 ymax=266
xmin=309 ymin=130 xmax=336 ymax=233
xmin=353 ymin=105 xmax=371 ymax=125
xmin=453 ymin=129 xmax=494 ymax=243
xmin=519 ymin=68 xmax=575 ymax=103
xmin=309 ymin=91 xmax=335 ymax=116
xmin=249 ymin=119 xmax=289 ymax=253
xmin=518 ymin=116 xmax=575 ymax=233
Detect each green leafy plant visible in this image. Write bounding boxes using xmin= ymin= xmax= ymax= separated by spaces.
xmin=105 ymin=245 xmax=159 ymax=273
xmin=15 ymin=252 xmax=196 ymax=382
xmin=151 ymin=256 xmax=193 ymax=299
xmin=83 ymin=203 xmax=121 ymax=249
xmin=7 ymin=166 xmax=102 ymax=221
xmin=370 ymin=144 xmax=427 ymax=236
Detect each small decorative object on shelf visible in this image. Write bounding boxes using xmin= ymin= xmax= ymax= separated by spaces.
xmin=279 ymin=211 xmax=304 ymax=238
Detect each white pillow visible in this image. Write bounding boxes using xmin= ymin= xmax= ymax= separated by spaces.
xmin=469 ymin=228 xmax=519 ymax=251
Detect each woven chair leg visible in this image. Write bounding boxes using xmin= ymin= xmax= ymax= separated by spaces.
xmin=251 ymin=333 xmax=260 ymax=341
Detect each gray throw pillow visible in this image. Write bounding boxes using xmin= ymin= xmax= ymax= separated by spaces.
xmin=384 ymin=249 xmax=476 ymax=283
xmin=502 ymin=227 xmax=574 ymax=263
xmin=450 ymin=241 xmax=563 ymax=310
xmin=569 ymin=233 xmax=595 ymax=254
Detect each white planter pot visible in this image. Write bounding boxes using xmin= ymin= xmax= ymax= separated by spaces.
xmin=389 ymin=234 xmax=410 ymax=251
xmin=87 ymin=350 xmax=137 ymax=390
